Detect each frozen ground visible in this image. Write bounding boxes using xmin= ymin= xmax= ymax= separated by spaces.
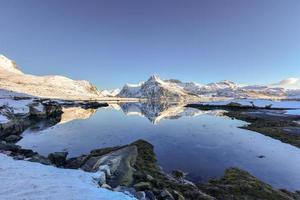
xmin=0 ymin=154 xmax=135 ymax=200
xmin=204 ymin=99 xmax=300 ymax=109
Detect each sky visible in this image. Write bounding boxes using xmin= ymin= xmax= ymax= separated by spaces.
xmin=0 ymin=0 xmax=299 ymax=90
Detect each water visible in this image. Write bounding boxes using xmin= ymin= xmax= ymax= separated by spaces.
xmin=18 ymin=102 xmax=300 ymax=191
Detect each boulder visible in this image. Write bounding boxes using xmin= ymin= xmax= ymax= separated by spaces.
xmin=27 ymin=154 xmax=52 ymax=165
xmin=81 ymin=145 xmax=138 ymax=188
xmin=48 ymin=152 xmax=68 ymax=167
xmin=4 ymin=135 xmax=22 ymax=143
xmin=135 ymin=191 xmax=146 ymax=200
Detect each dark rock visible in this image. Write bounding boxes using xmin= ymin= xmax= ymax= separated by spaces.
xmin=171 ymin=170 xmax=186 ymax=179
xmin=134 ymin=182 xmax=152 ymax=191
xmin=198 ymin=168 xmax=297 ymax=200
xmin=145 ymin=190 xmax=157 ymax=200
xmin=135 ymin=191 xmax=146 ymax=200
xmin=159 ymin=190 xmax=175 ymax=200
xmin=0 ymin=143 xmax=20 ymax=151
xmin=28 ymin=154 xmax=52 ymax=165
xmin=17 ymin=148 xmax=36 ymax=157
xmin=4 ymin=135 xmax=22 ymax=143
xmin=257 ymin=155 xmax=265 ymax=158
xmin=65 ymin=155 xmax=88 ymax=169
xmin=172 ymin=190 xmax=185 ymax=200
xmin=13 ymin=155 xmax=25 ymax=160
xmin=48 ymin=151 xmax=68 ymax=167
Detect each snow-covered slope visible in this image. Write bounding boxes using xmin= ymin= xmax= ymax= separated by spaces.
xmin=101 ymin=88 xmax=121 ymax=97
xmin=119 ymin=75 xmax=299 ymax=100
xmin=0 ymin=55 xmax=104 ymax=100
xmin=0 ymin=154 xmax=135 ymax=200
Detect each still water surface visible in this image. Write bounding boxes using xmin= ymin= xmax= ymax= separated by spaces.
xmin=18 ymin=102 xmax=300 ymax=190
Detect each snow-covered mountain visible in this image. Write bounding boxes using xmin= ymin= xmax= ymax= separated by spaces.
xmin=118 ymin=75 xmax=196 ymax=100
xmin=0 ymin=55 xmax=104 ymax=100
xmin=118 ymin=75 xmax=298 ymax=100
xmin=101 ymin=89 xmax=120 ymax=97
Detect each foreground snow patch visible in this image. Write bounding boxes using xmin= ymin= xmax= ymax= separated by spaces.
xmin=0 ymin=154 xmax=135 ymax=200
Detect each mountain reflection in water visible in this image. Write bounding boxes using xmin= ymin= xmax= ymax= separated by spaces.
xmin=18 ymin=101 xmax=300 ymax=191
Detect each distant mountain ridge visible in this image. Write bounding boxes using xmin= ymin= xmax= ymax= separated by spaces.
xmin=0 ymin=55 xmax=104 ymax=100
xmin=118 ymin=75 xmax=299 ymax=100
xmin=1 ymin=55 xmax=299 ymax=100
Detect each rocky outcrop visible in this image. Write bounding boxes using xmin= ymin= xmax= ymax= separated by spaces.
xmin=0 ymin=100 xmax=62 ymax=141
xmin=198 ymin=168 xmax=300 ymax=200
xmin=64 ymin=140 xmax=215 ymax=200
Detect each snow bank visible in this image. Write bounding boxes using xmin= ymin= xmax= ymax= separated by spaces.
xmin=0 ymin=154 xmax=135 ymax=200
xmin=0 ymin=98 xmax=33 ymax=115
xmin=205 ymin=99 xmax=300 ymax=109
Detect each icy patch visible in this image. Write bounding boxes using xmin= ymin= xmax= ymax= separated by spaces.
xmin=0 ymin=98 xmax=32 ymax=115
xmin=0 ymin=154 xmax=135 ymax=200
xmin=205 ymin=99 xmax=300 ymax=109
xmin=0 ymin=114 xmax=8 ymax=123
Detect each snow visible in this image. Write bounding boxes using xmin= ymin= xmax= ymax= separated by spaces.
xmin=0 ymin=55 xmax=104 ymax=100
xmin=0 ymin=114 xmax=8 ymax=123
xmin=101 ymin=89 xmax=121 ymax=97
xmin=204 ymin=99 xmax=300 ymax=109
xmin=0 ymin=55 xmax=23 ymax=74
xmin=0 ymin=98 xmax=33 ymax=115
xmin=118 ymin=75 xmax=300 ymax=100
xmin=0 ymin=154 xmax=135 ymax=200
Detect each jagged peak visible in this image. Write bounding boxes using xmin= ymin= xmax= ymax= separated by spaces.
xmin=0 ymin=55 xmax=23 ymax=74
xmin=146 ymin=75 xmax=164 ymax=84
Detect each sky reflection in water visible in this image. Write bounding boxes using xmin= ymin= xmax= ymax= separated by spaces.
xmin=18 ymin=102 xmax=300 ymax=191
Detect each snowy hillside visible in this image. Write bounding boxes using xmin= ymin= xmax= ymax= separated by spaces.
xmin=0 ymin=55 xmax=104 ymax=100
xmin=118 ymin=75 xmax=299 ymax=100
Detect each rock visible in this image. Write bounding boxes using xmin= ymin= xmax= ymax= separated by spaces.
xmin=28 ymin=103 xmax=46 ymax=117
xmin=13 ymin=154 xmax=25 ymax=160
xmin=113 ymin=186 xmax=136 ymax=196
xmin=17 ymin=148 xmax=36 ymax=157
xmin=0 ymin=143 xmax=20 ymax=151
xmin=159 ymin=190 xmax=175 ymax=200
xmin=99 ymin=164 xmax=111 ymax=177
xmin=27 ymin=154 xmax=52 ymax=165
xmin=145 ymin=190 xmax=156 ymax=200
xmin=4 ymin=135 xmax=22 ymax=143
xmin=171 ymin=170 xmax=186 ymax=179
xmin=81 ymin=145 xmax=138 ymax=188
xmin=48 ymin=152 xmax=68 ymax=167
xmin=101 ymin=183 xmax=112 ymax=190
xmin=146 ymin=174 xmax=154 ymax=182
xmin=65 ymin=155 xmax=88 ymax=169
xmin=172 ymin=190 xmax=185 ymax=200
xmin=135 ymin=191 xmax=146 ymax=200
xmin=94 ymin=171 xmax=106 ymax=186
xmin=134 ymin=182 xmax=152 ymax=191
xmin=226 ymin=102 xmax=243 ymax=107
xmin=198 ymin=168 xmax=297 ymax=200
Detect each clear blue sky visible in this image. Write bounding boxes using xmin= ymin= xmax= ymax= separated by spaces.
xmin=0 ymin=0 xmax=299 ymax=89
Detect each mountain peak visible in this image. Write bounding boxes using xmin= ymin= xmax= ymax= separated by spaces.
xmin=147 ymin=75 xmax=162 ymax=82
xmin=0 ymin=55 xmax=23 ymax=75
